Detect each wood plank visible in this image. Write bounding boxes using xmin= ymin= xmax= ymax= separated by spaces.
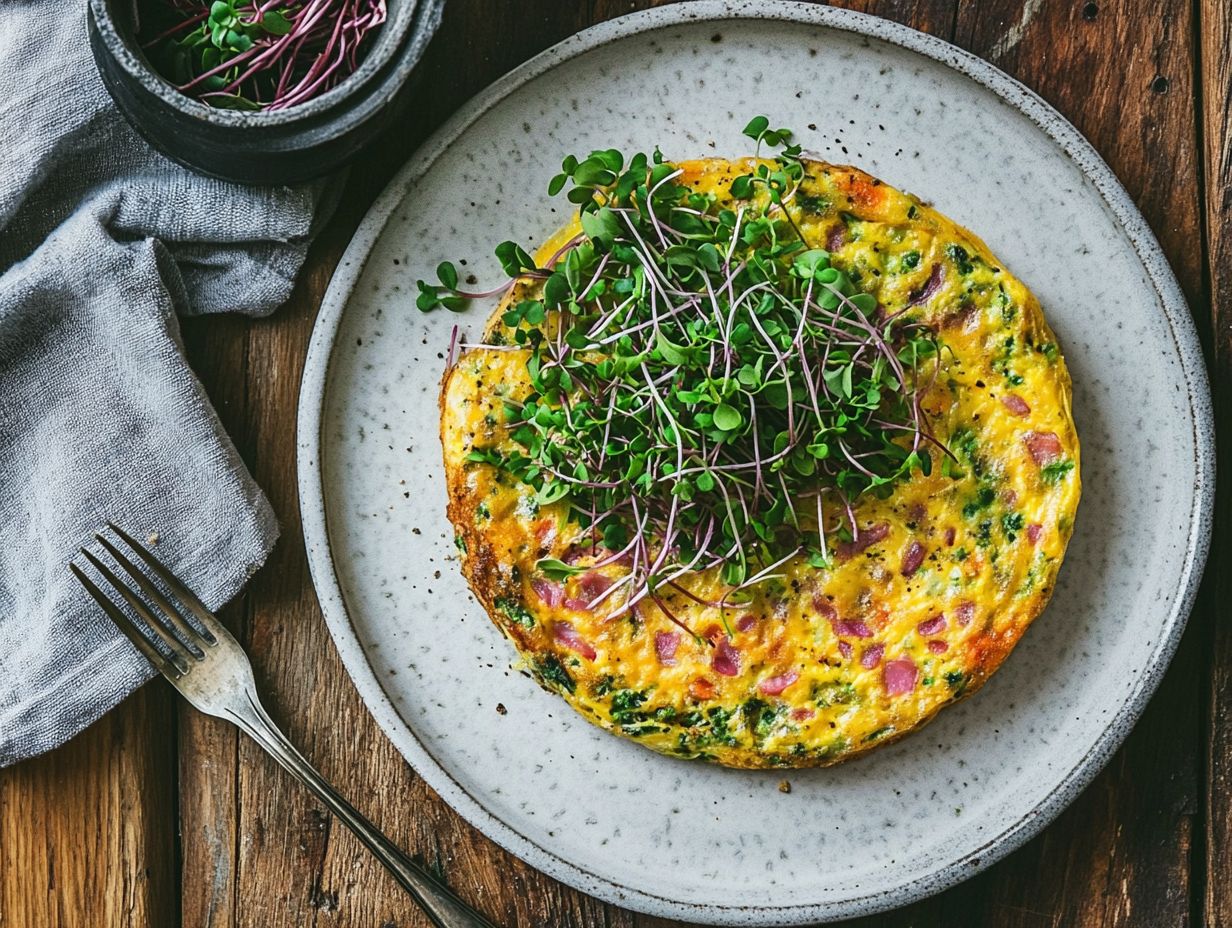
xmin=1200 ymin=0 xmax=1232 ymax=923
xmin=177 ymin=311 xmax=250 ymax=928
xmin=176 ymin=698 xmax=240 ymax=928
xmin=0 ymin=686 xmax=177 ymax=928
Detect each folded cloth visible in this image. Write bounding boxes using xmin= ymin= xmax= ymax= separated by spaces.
xmin=0 ymin=0 xmax=331 ymax=766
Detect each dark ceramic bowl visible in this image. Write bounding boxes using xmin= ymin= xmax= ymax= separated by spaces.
xmin=88 ymin=0 xmax=443 ymax=184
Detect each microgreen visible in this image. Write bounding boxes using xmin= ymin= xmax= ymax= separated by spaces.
xmin=536 ymin=558 xmax=584 ymax=580
xmin=140 ymin=0 xmax=386 ymax=111
xmin=426 ymin=118 xmax=951 ymax=621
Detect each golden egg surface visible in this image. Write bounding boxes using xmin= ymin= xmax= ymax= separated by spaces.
xmin=440 ymin=158 xmax=1079 ymax=768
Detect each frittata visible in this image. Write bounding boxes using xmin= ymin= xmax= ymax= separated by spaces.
xmin=439 ymin=154 xmax=1079 ymax=768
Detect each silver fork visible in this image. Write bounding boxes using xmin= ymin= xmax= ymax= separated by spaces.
xmin=71 ymin=524 xmax=499 ymax=928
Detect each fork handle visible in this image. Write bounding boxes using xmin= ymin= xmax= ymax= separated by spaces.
xmin=230 ymin=697 xmax=501 ymax=928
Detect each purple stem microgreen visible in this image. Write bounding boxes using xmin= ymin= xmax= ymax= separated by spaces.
xmin=141 ymin=0 xmax=384 ymax=110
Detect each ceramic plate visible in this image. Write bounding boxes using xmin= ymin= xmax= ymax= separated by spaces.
xmin=297 ymin=3 xmax=1213 ymax=923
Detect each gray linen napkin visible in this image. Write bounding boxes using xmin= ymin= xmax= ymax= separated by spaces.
xmin=0 ymin=0 xmax=329 ymax=765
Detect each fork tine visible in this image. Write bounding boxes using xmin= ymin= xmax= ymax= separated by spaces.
xmin=94 ymin=532 xmax=214 ymax=652
xmin=70 ymin=562 xmax=185 ymax=680
xmin=106 ymin=523 xmax=221 ymax=645
xmin=78 ymin=549 xmax=195 ymax=675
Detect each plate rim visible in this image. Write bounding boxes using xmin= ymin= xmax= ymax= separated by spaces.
xmin=296 ymin=2 xmax=1215 ymax=922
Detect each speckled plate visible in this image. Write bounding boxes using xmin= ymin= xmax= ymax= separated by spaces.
xmin=297 ymin=4 xmax=1213 ymax=923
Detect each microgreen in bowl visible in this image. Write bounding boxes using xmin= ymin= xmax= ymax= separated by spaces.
xmin=139 ymin=0 xmax=386 ymax=111
xmin=422 ymin=118 xmax=949 ymax=625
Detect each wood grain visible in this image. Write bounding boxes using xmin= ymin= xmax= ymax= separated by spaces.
xmin=177 ymin=310 xmax=249 ymax=928
xmin=0 ymin=686 xmax=176 ymax=928
xmin=0 ymin=1 xmax=1221 ymax=926
xmin=1201 ymin=0 xmax=1232 ymax=924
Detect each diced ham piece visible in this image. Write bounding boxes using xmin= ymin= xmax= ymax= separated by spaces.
xmin=901 ymin=540 xmax=926 ymax=577
xmin=813 ymin=598 xmax=837 ymax=621
xmin=577 ymin=571 xmax=612 ymax=600
xmin=835 ymin=522 xmax=890 ymax=561
xmin=552 ymin=622 xmax=596 ymax=660
xmin=1001 ymin=393 xmax=1031 ymax=417
xmin=928 ymin=640 xmax=949 ymax=654
xmin=883 ymin=657 xmax=919 ymax=695
xmin=655 ymin=631 xmax=679 ymax=666
xmin=690 ymin=677 xmax=716 ymax=700
xmin=737 ymin=614 xmax=759 ymax=632
xmin=564 ymin=571 xmax=614 ymax=611
xmin=758 ymin=671 xmax=800 ymax=696
xmin=712 ymin=639 xmax=742 ymax=677
xmin=531 ymin=578 xmax=563 ymax=607
xmin=833 ymin=617 xmax=873 ymax=639
xmin=917 ymin=613 xmax=947 ymax=636
xmin=532 ymin=579 xmax=564 ymax=608
xmin=1024 ymin=431 xmax=1063 ymax=465
xmin=861 ymin=643 xmax=885 ymax=669
xmin=791 ymin=707 xmax=816 ymax=722
xmin=940 ymin=301 xmax=979 ymax=332
xmin=826 ymin=223 xmax=846 ymax=252
xmin=1026 ymin=523 xmax=1043 ymax=545
xmin=838 ymin=640 xmax=853 ymax=659
xmin=944 ymin=526 xmax=956 ymax=547
xmin=955 ymin=601 xmax=976 ymax=627
xmin=907 ymin=262 xmax=945 ymax=306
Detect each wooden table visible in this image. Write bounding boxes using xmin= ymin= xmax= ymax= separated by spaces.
xmin=2 ymin=1 xmax=1228 ymax=925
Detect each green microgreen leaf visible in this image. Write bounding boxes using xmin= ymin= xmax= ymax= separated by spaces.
xmin=742 ymin=115 xmax=770 ymax=139
xmin=580 ymin=207 xmax=621 ymax=249
xmin=712 ymin=403 xmax=742 ymax=432
xmin=494 ymin=240 xmax=536 ymax=277
xmin=261 ymin=10 xmax=292 ymax=34
xmin=537 ymin=558 xmax=583 ymax=580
